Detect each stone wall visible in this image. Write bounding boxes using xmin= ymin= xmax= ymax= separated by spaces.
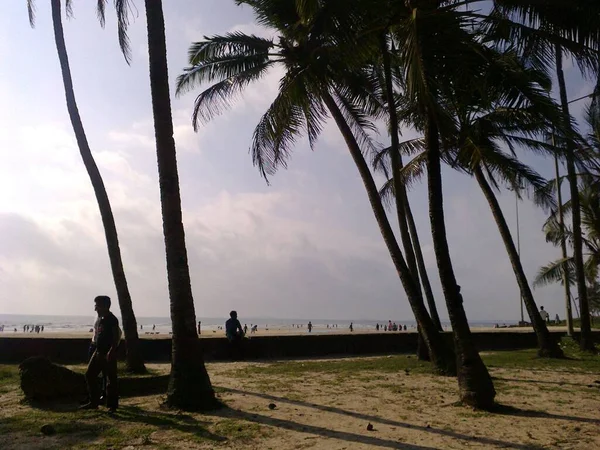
xmin=0 ymin=331 xmax=597 ymax=364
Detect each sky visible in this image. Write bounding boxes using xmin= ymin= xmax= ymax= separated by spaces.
xmin=0 ymin=1 xmax=595 ymax=321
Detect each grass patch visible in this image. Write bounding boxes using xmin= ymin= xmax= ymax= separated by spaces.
xmin=213 ymin=418 xmax=265 ymax=440
xmin=229 ymin=356 xmax=435 ymax=379
xmin=0 ymin=364 xmax=20 ymax=392
xmin=483 ymin=339 xmax=600 ymax=373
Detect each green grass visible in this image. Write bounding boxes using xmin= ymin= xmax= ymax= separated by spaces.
xmin=229 ymin=355 xmax=434 ymax=379
xmin=482 ymin=338 xmax=600 ymax=372
xmin=0 ymin=364 xmax=20 ymax=393
xmin=0 ymin=404 xmax=263 ymax=449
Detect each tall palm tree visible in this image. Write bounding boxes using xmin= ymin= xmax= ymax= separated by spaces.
xmin=28 ymin=0 xmax=146 ymax=373
xmin=144 ymin=0 xmax=217 ymax=410
xmin=377 ymin=33 xmax=444 ymax=360
xmin=449 ymin=56 xmax=565 ymax=358
xmin=176 ymin=0 xmax=457 ymax=377
xmin=383 ymin=0 xmax=498 ymax=407
xmin=379 ymin=55 xmax=569 ymax=357
xmin=485 ymin=0 xmax=600 ymax=350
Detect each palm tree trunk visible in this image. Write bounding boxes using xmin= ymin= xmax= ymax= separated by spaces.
xmin=554 ymin=152 xmax=574 ymax=336
xmin=379 ymin=36 xmax=443 ymax=360
xmin=406 ymin=200 xmax=444 ymax=331
xmin=555 ymin=45 xmax=594 ymax=351
xmin=144 ymin=0 xmax=217 ymax=410
xmin=425 ymin=113 xmax=495 ymax=408
xmin=50 ymin=0 xmax=145 ymax=373
xmin=474 ymin=166 xmax=563 ymax=357
xmin=323 ymin=92 xmax=455 ymax=376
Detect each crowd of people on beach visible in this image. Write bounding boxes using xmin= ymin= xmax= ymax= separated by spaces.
xmin=375 ymin=321 xmax=408 ymax=332
xmin=0 ymin=324 xmax=46 ymax=333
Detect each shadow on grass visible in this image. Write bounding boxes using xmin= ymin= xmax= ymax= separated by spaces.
xmin=492 ymin=405 xmax=600 ymax=425
xmin=493 ymin=376 xmax=597 ymax=388
xmin=211 ymin=405 xmax=436 ymax=450
xmin=115 ymin=405 xmax=227 ymax=443
xmin=216 ymin=387 xmax=535 ymax=449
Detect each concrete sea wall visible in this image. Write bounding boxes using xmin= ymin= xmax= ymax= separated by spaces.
xmin=2 ymin=330 xmax=597 ymax=364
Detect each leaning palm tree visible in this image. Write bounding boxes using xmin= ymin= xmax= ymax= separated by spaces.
xmin=485 ymin=0 xmax=600 ymax=351
xmin=144 ymin=0 xmax=217 ymax=410
xmin=28 ymin=0 xmax=146 ymax=373
xmin=376 ymin=30 xmax=444 ymax=360
xmin=381 ymin=0 xmax=498 ymax=407
xmin=377 ymin=50 xmax=567 ymax=357
xmin=176 ymin=0 xmax=457 ymax=377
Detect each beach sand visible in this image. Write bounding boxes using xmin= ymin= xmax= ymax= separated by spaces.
xmin=2 ymin=354 xmax=598 ymax=449
xmin=0 ymin=325 xmax=571 ymax=339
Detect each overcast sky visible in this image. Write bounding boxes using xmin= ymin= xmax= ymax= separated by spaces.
xmin=0 ymin=1 xmax=594 ymax=321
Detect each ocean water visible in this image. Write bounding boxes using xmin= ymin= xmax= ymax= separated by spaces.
xmin=0 ymin=314 xmax=509 ymax=334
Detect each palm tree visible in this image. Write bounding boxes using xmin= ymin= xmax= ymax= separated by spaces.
xmin=449 ymin=57 xmax=565 ymax=358
xmin=384 ymin=0 xmax=498 ymax=407
xmin=380 ymin=49 xmax=567 ymax=357
xmin=377 ymin=33 xmax=444 ymax=360
xmin=144 ymin=0 xmax=217 ymax=410
xmin=485 ymin=0 xmax=600 ymax=350
xmin=535 ymin=183 xmax=600 ymax=302
xmin=176 ymin=0 xmax=457 ymax=377
xmin=28 ymin=0 xmax=146 ymax=373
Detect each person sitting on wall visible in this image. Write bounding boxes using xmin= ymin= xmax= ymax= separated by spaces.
xmin=225 ymin=311 xmax=245 ymax=359
xmin=226 ymin=311 xmax=245 ymax=342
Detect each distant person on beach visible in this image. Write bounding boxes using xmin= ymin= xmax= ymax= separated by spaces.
xmin=403 ymin=325 xmax=407 ymax=331
xmin=308 ymin=321 xmax=313 ymax=333
xmin=226 ymin=311 xmax=244 ymax=342
xmin=376 ymin=323 xmax=379 ymax=331
xmin=152 ymin=324 xmax=156 ymax=331
xmin=555 ymin=314 xmax=560 ymax=324
xmin=539 ymin=306 xmax=550 ymax=323
xmin=197 ymin=321 xmax=202 ymax=335
xmin=244 ymin=324 xmax=248 ymax=334
xmin=140 ymin=325 xmax=143 ymax=330
xmin=349 ymin=322 xmax=354 ymax=332
xmin=81 ymin=295 xmax=120 ymax=413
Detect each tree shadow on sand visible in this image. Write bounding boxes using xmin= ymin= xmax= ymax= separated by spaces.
xmin=493 ymin=376 xmax=600 ymax=388
xmin=215 ymin=386 xmax=541 ymax=449
xmin=113 ymin=405 xmax=227 ymax=443
xmin=492 ymin=404 xmax=600 ymax=425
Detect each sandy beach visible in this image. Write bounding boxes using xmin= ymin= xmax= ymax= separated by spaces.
xmin=2 ymin=350 xmax=599 ymax=449
xmin=0 ymin=326 xmax=573 ymax=339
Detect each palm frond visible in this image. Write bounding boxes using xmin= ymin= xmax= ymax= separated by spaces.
xmin=250 ymin=69 xmax=326 ymax=182
xmin=533 ymin=256 xmax=575 ymax=288
xmin=27 ymin=0 xmax=36 ymax=27
xmin=183 ymin=61 xmax=273 ymax=131
xmin=114 ymin=0 xmax=133 ymax=64
xmin=372 ymin=137 xmax=426 ymax=174
xmin=97 ymin=0 xmax=107 ymax=27
xmin=65 ymin=0 xmax=74 ymax=19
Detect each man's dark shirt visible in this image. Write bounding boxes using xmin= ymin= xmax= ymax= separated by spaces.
xmin=225 ymin=318 xmax=242 ymax=339
xmin=96 ymin=312 xmax=118 ymax=354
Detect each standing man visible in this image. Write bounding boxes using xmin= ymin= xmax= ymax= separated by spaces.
xmin=539 ymin=306 xmax=550 ymax=324
xmin=81 ymin=295 xmax=120 ymax=412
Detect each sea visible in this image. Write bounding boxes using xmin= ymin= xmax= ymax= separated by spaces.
xmin=0 ymin=314 xmax=511 ymax=334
